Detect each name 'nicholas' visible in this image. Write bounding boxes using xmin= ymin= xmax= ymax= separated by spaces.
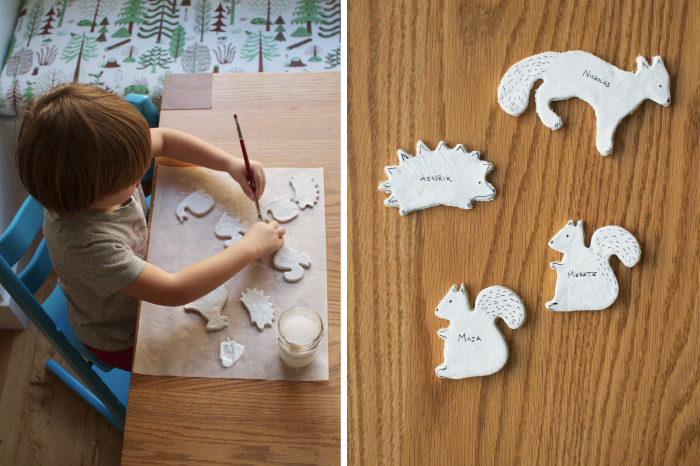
xmin=582 ymin=69 xmax=611 ymax=87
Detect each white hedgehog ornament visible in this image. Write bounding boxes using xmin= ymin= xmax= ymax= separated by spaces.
xmin=379 ymin=141 xmax=496 ymax=216
xmin=546 ymin=220 xmax=641 ymax=312
xmin=290 ymin=174 xmax=320 ymax=209
xmin=435 ymin=284 xmax=526 ymax=379
xmin=240 ymin=288 xmax=275 ymax=330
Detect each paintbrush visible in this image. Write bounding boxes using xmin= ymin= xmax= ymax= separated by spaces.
xmin=233 ymin=114 xmax=264 ymax=222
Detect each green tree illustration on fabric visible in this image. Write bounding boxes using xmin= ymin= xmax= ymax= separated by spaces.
xmin=181 ymin=43 xmax=211 ymax=72
xmin=122 ymin=45 xmax=139 ymax=63
xmin=22 ymin=81 xmax=36 ymax=105
xmin=115 ymin=0 xmax=147 ymax=35
xmin=138 ymin=46 xmax=173 ymax=73
xmin=39 ymin=7 xmax=57 ymax=36
xmin=324 ymin=45 xmax=339 ymax=69
xmin=97 ymin=18 xmax=109 ymax=42
xmin=226 ymin=0 xmax=238 ymax=25
xmin=211 ymin=3 xmax=227 ymax=33
xmin=318 ymin=0 xmax=339 ymax=38
xmin=305 ymin=44 xmax=322 ymax=62
xmin=251 ymin=0 xmax=285 ymax=32
xmin=61 ymin=32 xmax=99 ymax=82
xmin=194 ymin=0 xmax=213 ymax=42
xmin=79 ymin=0 xmax=118 ymax=34
xmin=138 ymin=0 xmax=180 ymax=44
xmin=56 ymin=0 xmax=76 ymax=28
xmin=290 ymin=26 xmax=311 ymax=38
xmin=274 ymin=16 xmax=286 ymax=41
xmin=24 ymin=1 xmax=44 ymax=46
xmin=241 ymin=31 xmax=279 ymax=72
xmin=5 ymin=48 xmax=33 ymax=114
xmin=291 ymin=0 xmax=322 ymax=35
xmin=169 ymin=24 xmax=187 ymax=60
xmin=3 ymin=36 xmax=16 ymax=68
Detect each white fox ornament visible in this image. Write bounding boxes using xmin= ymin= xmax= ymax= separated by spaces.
xmin=435 ymin=285 xmax=525 ymax=379
xmin=379 ymin=141 xmax=496 ymax=216
xmin=498 ymin=51 xmax=670 ymax=155
xmin=546 ymin=220 xmax=641 ymax=312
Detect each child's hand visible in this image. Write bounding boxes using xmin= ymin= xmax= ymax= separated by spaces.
xmin=240 ymin=220 xmax=285 ymax=258
xmin=230 ymin=159 xmax=266 ymax=201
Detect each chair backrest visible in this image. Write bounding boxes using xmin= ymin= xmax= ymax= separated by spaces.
xmin=0 ymin=196 xmax=115 ymax=371
xmin=125 ymin=93 xmax=160 ymax=128
xmin=0 ymin=197 xmax=128 ymax=429
xmin=125 ymin=93 xmax=159 ymax=183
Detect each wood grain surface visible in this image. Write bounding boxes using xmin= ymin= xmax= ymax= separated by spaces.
xmin=348 ymin=1 xmax=699 ymax=464
xmin=121 ymin=72 xmax=340 ymax=465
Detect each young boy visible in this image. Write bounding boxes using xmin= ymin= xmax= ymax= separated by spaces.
xmin=15 ymin=83 xmax=285 ymax=371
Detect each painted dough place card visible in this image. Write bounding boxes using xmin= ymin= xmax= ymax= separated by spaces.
xmin=132 ymin=166 xmax=329 ymax=381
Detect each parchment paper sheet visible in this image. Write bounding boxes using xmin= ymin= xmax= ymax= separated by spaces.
xmin=132 ymin=166 xmax=328 ymax=381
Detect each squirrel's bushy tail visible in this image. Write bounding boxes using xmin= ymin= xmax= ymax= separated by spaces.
xmin=590 ymin=226 xmax=641 ymax=267
xmin=475 ymin=286 xmax=525 ymax=330
xmin=498 ymin=52 xmax=559 ymax=116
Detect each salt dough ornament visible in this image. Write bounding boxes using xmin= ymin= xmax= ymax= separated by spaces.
xmin=214 ymin=213 xmax=249 ymax=247
xmin=290 ymin=174 xmax=320 ymax=208
xmin=546 ymin=220 xmax=641 ymax=312
xmin=379 ymin=141 xmax=496 ymax=216
xmin=176 ymin=188 xmax=215 ymax=223
xmin=184 ymin=285 xmax=229 ymax=331
xmin=273 ymin=244 xmax=311 ymax=282
xmin=435 ymin=285 xmax=526 ymax=379
xmin=265 ymin=196 xmax=300 ymax=223
xmin=498 ymin=51 xmax=670 ymax=155
xmin=219 ymin=338 xmax=244 ymax=368
xmin=240 ymin=288 xmax=275 ymax=330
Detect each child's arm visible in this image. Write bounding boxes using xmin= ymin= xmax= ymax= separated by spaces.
xmin=150 ymin=127 xmax=265 ymax=201
xmin=120 ymin=221 xmax=284 ymax=306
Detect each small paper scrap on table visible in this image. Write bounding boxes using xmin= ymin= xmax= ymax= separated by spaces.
xmin=132 ymin=166 xmax=329 ymax=381
xmin=379 ymin=141 xmax=496 ymax=216
xmin=546 ymin=220 xmax=641 ymax=312
xmin=435 ymin=284 xmax=525 ymax=379
xmin=498 ymin=51 xmax=670 ymax=155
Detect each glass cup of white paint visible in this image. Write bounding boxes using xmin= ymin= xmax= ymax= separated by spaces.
xmin=276 ymin=307 xmax=324 ymax=368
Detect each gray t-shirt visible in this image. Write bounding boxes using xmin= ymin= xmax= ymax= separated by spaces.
xmin=43 ymin=187 xmax=149 ymax=351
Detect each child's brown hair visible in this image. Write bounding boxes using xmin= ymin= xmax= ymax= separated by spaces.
xmin=15 ymin=83 xmax=152 ymax=217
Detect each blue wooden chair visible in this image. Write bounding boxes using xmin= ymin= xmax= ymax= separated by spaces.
xmin=0 ymin=196 xmax=130 ymax=432
xmin=125 ymin=93 xmax=160 ymax=184
xmin=0 ymin=93 xmax=159 ymax=433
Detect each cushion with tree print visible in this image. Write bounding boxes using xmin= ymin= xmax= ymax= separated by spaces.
xmin=0 ymin=0 xmax=341 ymax=116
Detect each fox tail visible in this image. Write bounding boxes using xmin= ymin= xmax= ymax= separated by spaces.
xmin=498 ymin=52 xmax=559 ymax=116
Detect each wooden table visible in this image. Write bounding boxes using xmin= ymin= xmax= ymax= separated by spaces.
xmin=349 ymin=1 xmax=699 ymax=464
xmin=121 ymin=72 xmax=340 ymax=465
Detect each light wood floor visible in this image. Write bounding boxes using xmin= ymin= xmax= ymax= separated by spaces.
xmin=0 ymin=271 xmax=123 ymax=465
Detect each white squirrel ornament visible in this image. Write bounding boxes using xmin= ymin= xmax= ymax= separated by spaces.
xmin=379 ymin=141 xmax=496 ymax=215
xmin=546 ymin=220 xmax=641 ymax=312
xmin=498 ymin=51 xmax=670 ymax=155
xmin=435 ymin=285 xmax=526 ymax=379
xmin=214 ymin=213 xmax=248 ymax=247
xmin=176 ymin=188 xmax=215 ymax=223
xmin=272 ymin=244 xmax=311 ymax=283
